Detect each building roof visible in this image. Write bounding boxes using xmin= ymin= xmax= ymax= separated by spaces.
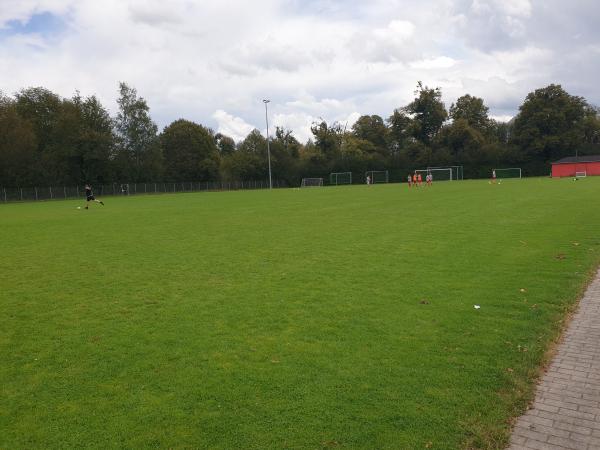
xmin=552 ymin=155 xmax=600 ymax=164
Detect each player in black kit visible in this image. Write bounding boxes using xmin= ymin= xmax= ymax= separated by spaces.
xmin=84 ymin=184 xmax=104 ymax=209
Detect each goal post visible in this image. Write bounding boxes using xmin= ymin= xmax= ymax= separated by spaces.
xmin=365 ymin=170 xmax=389 ymax=184
xmin=575 ymin=171 xmax=587 ymax=178
xmin=427 ymin=165 xmax=463 ymax=180
xmin=494 ymin=168 xmax=522 ymax=179
xmin=300 ymin=178 xmax=323 ymax=188
xmin=329 ymin=172 xmax=352 ymax=185
xmin=416 ymin=168 xmax=453 ymax=181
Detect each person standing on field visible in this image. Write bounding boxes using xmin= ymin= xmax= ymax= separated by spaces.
xmin=84 ymin=184 xmax=104 ymax=209
xmin=412 ymin=172 xmax=418 ymax=187
xmin=417 ymin=172 xmax=423 ymax=186
xmin=407 ymin=174 xmax=412 ymax=187
xmin=366 ymin=175 xmax=371 ymax=185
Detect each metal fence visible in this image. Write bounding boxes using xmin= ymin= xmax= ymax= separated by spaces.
xmin=1 ymin=179 xmax=287 ymax=203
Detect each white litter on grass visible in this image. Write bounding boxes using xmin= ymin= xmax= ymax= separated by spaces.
xmin=474 ymin=305 xmax=481 ymax=309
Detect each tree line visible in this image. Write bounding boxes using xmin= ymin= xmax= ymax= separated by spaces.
xmin=1 ymin=81 xmax=599 ymax=188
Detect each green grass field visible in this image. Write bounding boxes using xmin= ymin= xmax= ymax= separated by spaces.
xmin=1 ymin=178 xmax=599 ymax=449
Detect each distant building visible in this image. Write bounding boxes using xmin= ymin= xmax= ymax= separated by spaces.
xmin=551 ymin=155 xmax=600 ymax=177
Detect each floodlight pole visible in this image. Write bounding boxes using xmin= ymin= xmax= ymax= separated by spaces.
xmin=263 ymin=99 xmax=273 ymax=190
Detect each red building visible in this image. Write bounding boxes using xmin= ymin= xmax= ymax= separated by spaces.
xmin=551 ymin=155 xmax=600 ymax=177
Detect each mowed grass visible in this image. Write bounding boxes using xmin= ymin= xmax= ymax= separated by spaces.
xmin=1 ymin=178 xmax=599 ymax=449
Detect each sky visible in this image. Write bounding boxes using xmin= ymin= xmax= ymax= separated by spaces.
xmin=0 ymin=0 xmax=598 ymax=142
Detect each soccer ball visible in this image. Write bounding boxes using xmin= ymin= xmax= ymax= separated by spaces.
xmin=77 ymin=206 xmax=81 ymax=209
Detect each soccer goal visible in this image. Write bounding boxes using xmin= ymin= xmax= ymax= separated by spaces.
xmin=330 ymin=172 xmax=352 ymax=185
xmin=575 ymin=171 xmax=587 ymax=178
xmin=494 ymin=168 xmax=522 ymax=179
xmin=427 ymin=166 xmax=463 ymax=180
xmin=416 ymin=168 xmax=453 ymax=181
xmin=365 ymin=170 xmax=389 ymax=184
xmin=301 ymin=178 xmax=324 ymax=188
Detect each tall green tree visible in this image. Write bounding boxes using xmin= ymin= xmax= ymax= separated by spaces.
xmin=14 ymin=87 xmax=62 ymax=155
xmin=160 ymin=119 xmax=219 ymax=181
xmin=220 ymin=129 xmax=268 ymax=181
xmin=76 ymin=94 xmax=115 ymax=183
xmin=386 ymin=109 xmax=413 ymax=154
xmin=265 ymin=127 xmax=301 ymax=184
xmin=114 ymin=82 xmax=162 ymax=181
xmin=0 ymin=95 xmax=38 ymax=186
xmin=511 ymin=84 xmax=589 ymax=163
xmin=14 ymin=87 xmax=63 ymax=184
xmin=582 ymin=107 xmax=600 ymax=153
xmin=49 ymin=93 xmax=114 ymax=184
xmin=351 ymin=115 xmax=388 ymax=154
xmin=310 ymin=120 xmax=343 ymax=160
xmin=404 ymin=81 xmax=448 ymax=145
xmin=449 ymin=95 xmax=491 ymax=135
xmin=437 ymin=119 xmax=486 ymax=165
xmin=215 ymin=133 xmax=236 ymax=156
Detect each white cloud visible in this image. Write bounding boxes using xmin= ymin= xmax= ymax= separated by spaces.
xmin=409 ymin=56 xmax=457 ymax=70
xmin=471 ymin=0 xmax=532 ymax=17
xmin=490 ymin=114 xmax=513 ymax=123
xmin=0 ymin=0 xmax=598 ymax=143
xmin=213 ymin=110 xmax=255 ymax=142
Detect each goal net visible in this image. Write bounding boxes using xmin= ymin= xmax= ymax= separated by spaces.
xmin=575 ymin=171 xmax=587 ymax=178
xmin=301 ymin=178 xmax=323 ymax=188
xmin=494 ymin=168 xmax=522 ymax=179
xmin=416 ymin=168 xmax=453 ymax=181
xmin=365 ymin=170 xmax=389 ymax=184
xmin=330 ymin=172 xmax=352 ymax=185
xmin=427 ymin=166 xmax=463 ymax=180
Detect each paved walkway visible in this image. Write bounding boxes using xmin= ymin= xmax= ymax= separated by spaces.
xmin=509 ymin=269 xmax=600 ymax=449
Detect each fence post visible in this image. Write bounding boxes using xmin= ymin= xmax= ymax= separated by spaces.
xmin=49 ymin=186 xmax=53 ymax=199
xmin=76 ymin=185 xmax=79 ymax=197
xmin=64 ymin=186 xmax=67 ymax=199
xmin=35 ymin=187 xmax=38 ymax=200
xmin=3 ymin=188 xmax=6 ymax=202
xmin=20 ymin=188 xmax=23 ymax=201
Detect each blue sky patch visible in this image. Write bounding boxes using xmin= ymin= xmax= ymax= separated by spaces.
xmin=0 ymin=12 xmax=65 ymax=39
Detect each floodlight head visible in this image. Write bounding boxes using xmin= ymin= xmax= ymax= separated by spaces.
xmin=263 ymin=99 xmax=270 ymax=104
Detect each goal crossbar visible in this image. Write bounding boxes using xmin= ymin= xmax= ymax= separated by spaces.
xmin=365 ymin=170 xmax=389 ymax=183
xmin=301 ymin=178 xmax=323 ymax=188
xmin=427 ymin=165 xmax=463 ymax=180
xmin=329 ymin=172 xmax=352 ymax=185
xmin=415 ymin=168 xmax=453 ymax=181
